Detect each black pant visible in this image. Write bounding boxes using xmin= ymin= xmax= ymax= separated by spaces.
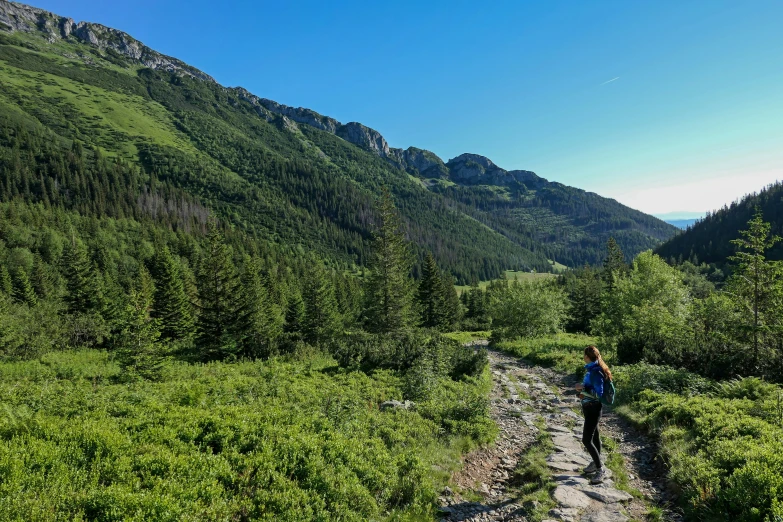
xmin=581 ymin=400 xmax=603 ymax=468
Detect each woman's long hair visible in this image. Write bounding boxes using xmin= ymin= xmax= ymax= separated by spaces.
xmin=585 ymin=345 xmax=613 ymax=381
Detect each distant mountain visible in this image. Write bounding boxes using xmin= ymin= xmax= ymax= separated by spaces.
xmin=656 ymin=182 xmax=783 ymax=265
xmin=666 ymin=219 xmax=699 ymax=229
xmin=0 ymin=0 xmax=677 ymax=281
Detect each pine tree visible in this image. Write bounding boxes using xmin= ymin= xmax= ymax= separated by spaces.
xmin=11 ymin=267 xmax=37 ymax=306
xmin=195 ymin=221 xmax=241 ymax=361
xmin=726 ymin=210 xmax=783 ymax=374
xmin=116 ymin=266 xmax=166 ymax=381
xmin=418 ymin=253 xmax=445 ymax=329
xmin=440 ymin=272 xmax=461 ymax=331
xmin=61 ymin=238 xmax=101 ymax=314
xmin=30 ymin=254 xmax=54 ymax=299
xmin=235 ymin=256 xmax=281 ymax=358
xmin=301 ymin=266 xmax=342 ymax=345
xmin=0 ymin=264 xmax=13 ymax=297
xmin=603 ymin=237 xmax=626 ymax=290
xmin=568 ymin=266 xmax=603 ymax=333
xmin=151 ymin=247 xmax=194 ymax=341
xmin=284 ymin=286 xmax=305 ymax=337
xmin=364 ymin=188 xmax=416 ymax=334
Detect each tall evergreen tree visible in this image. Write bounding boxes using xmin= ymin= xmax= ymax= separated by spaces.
xmin=235 ymin=256 xmax=281 ymax=358
xmin=567 ymin=266 xmax=603 ymax=333
xmin=195 ymin=221 xmax=241 ymax=361
xmin=418 ymin=253 xmax=445 ymax=329
xmin=60 ymin=238 xmax=101 ymax=314
xmin=603 ymin=237 xmax=627 ymax=290
xmin=11 ymin=267 xmax=36 ymax=306
xmin=440 ymin=272 xmax=461 ymax=331
xmin=116 ymin=266 xmax=166 ymax=380
xmin=301 ymin=266 xmax=342 ymax=345
xmin=725 ymin=210 xmax=783 ymax=374
xmin=364 ymin=189 xmax=416 ymax=334
xmin=0 ymin=265 xmax=12 ymax=296
xmin=151 ymin=247 xmax=194 ymax=342
xmin=283 ymin=287 xmax=305 ymax=337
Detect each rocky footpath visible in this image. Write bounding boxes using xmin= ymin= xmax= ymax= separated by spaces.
xmin=439 ymin=345 xmax=678 ymax=522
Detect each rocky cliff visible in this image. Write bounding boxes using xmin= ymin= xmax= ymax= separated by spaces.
xmin=0 ymin=0 xmax=213 ymax=81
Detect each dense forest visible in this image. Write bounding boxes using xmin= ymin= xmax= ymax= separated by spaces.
xmin=656 ymin=181 xmax=783 ymax=267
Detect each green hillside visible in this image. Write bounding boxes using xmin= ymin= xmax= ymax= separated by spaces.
xmin=656 ymin=181 xmax=783 ymax=266
xmin=0 ymin=1 xmax=676 ymax=282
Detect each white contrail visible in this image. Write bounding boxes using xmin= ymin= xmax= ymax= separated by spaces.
xmin=601 ymin=77 xmax=620 ymax=85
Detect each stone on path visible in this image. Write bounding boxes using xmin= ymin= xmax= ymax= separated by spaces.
xmin=553 ymin=485 xmax=592 ymax=510
xmin=580 ymin=508 xmax=629 ymax=522
xmin=580 ymin=486 xmax=634 ymax=504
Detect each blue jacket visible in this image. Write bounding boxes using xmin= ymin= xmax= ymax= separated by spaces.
xmin=582 ymin=361 xmax=604 ymax=403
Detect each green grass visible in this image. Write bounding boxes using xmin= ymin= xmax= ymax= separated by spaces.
xmin=511 ymin=417 xmax=556 ymax=521
xmin=494 ymin=333 xmax=599 ymax=377
xmin=0 ymin=61 xmax=194 ymax=157
xmin=0 ymin=349 xmax=493 ymax=521
xmin=455 ymin=271 xmax=557 ymax=294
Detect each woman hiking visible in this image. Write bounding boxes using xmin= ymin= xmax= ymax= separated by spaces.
xmin=574 ymin=345 xmax=612 ymax=484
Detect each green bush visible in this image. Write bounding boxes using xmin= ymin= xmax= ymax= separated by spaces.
xmin=0 ymin=349 xmax=492 ymax=520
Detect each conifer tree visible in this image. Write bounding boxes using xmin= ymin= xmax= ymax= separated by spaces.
xmin=726 ymin=210 xmax=783 ymax=374
xmin=568 ymin=266 xmax=603 ymax=333
xmin=30 ymin=254 xmax=54 ymax=299
xmin=301 ymin=266 xmax=342 ymax=345
xmin=235 ymin=256 xmax=281 ymax=358
xmin=284 ymin=287 xmax=305 ymax=337
xmin=60 ymin=238 xmax=101 ymax=314
xmin=195 ymin=221 xmax=241 ymax=361
xmin=0 ymin=265 xmax=12 ymax=297
xmin=116 ymin=266 xmax=166 ymax=381
xmin=418 ymin=253 xmax=445 ymax=329
xmin=364 ymin=189 xmax=416 ymax=334
xmin=11 ymin=267 xmax=36 ymax=306
xmin=603 ymin=237 xmax=626 ymax=290
xmin=151 ymin=247 xmax=194 ymax=341
xmin=440 ymin=272 xmax=461 ymax=331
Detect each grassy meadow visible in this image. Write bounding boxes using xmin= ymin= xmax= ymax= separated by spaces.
xmin=0 ymin=349 xmax=494 ymax=522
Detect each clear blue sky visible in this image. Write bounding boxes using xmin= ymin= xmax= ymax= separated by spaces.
xmin=36 ymin=1 xmax=783 ymax=217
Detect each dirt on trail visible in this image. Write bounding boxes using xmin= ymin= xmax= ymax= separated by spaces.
xmin=438 ymin=343 xmax=681 ymax=522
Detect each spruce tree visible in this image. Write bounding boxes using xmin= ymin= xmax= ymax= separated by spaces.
xmin=0 ymin=265 xmax=12 ymax=296
xmin=11 ymin=267 xmax=37 ymax=306
xmin=603 ymin=237 xmax=626 ymax=290
xmin=116 ymin=266 xmax=166 ymax=381
xmin=284 ymin=287 xmax=305 ymax=337
xmin=31 ymin=254 xmax=54 ymax=299
xmin=151 ymin=247 xmax=194 ymax=342
xmin=301 ymin=266 xmax=342 ymax=345
xmin=568 ymin=266 xmax=603 ymax=333
xmin=235 ymin=256 xmax=281 ymax=358
xmin=418 ymin=253 xmax=445 ymax=329
xmin=726 ymin=210 xmax=783 ymax=374
xmin=364 ymin=188 xmax=416 ymax=334
xmin=440 ymin=272 xmax=461 ymax=331
xmin=195 ymin=221 xmax=241 ymax=361
xmin=61 ymin=238 xmax=101 ymax=314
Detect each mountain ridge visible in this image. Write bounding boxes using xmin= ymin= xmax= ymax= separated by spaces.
xmin=0 ymin=0 xmax=678 ymax=279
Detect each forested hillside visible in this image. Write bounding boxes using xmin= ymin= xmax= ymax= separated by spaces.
xmin=0 ymin=0 xmax=675 ymax=282
xmin=656 ymin=181 xmax=783 ymax=266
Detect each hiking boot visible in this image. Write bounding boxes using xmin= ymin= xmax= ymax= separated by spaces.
xmin=583 ymin=461 xmax=599 ymax=474
xmin=590 ymin=468 xmax=606 ymax=484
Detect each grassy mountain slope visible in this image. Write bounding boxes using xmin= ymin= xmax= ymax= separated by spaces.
xmin=655 ymin=182 xmax=783 ymax=265
xmin=0 ymin=1 xmax=676 ymax=280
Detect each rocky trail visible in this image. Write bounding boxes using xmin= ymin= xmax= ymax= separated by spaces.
xmin=438 ymin=344 xmax=680 ymax=522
